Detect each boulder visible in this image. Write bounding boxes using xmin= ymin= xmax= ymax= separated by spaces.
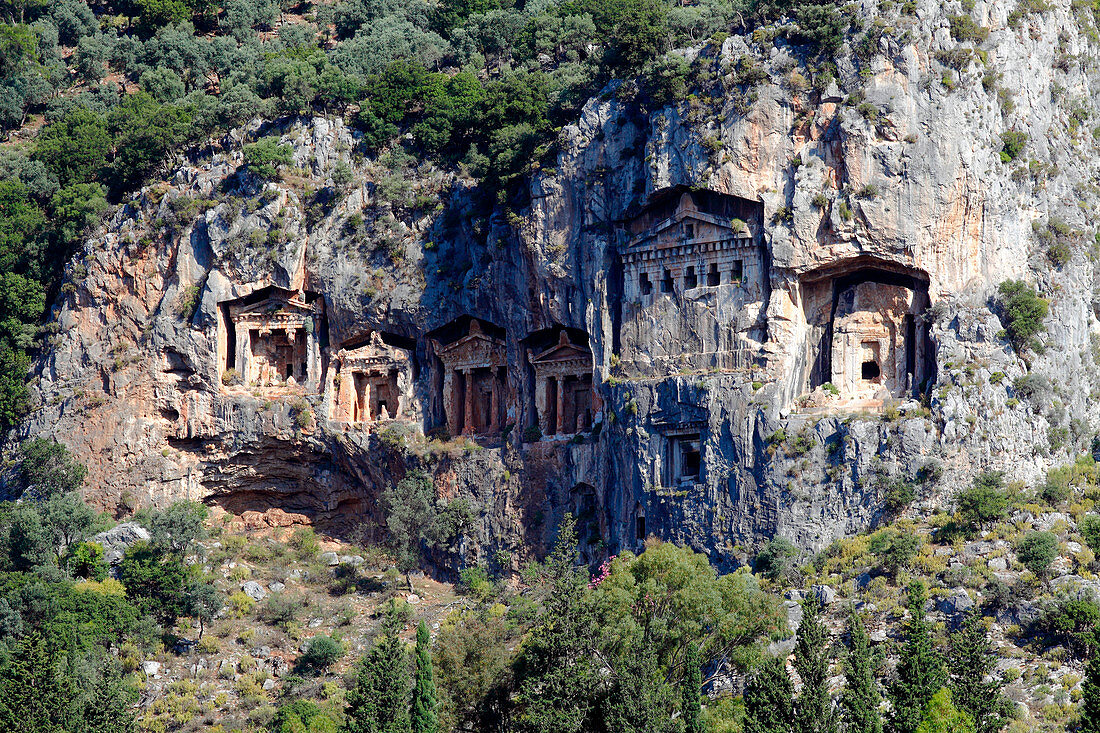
xmin=811 ymin=585 xmax=837 ymax=606
xmin=141 ymin=661 xmax=161 ymax=677
xmin=241 ymin=581 xmax=267 ymax=601
xmin=93 ymin=522 xmax=151 ymax=565
xmin=936 ymin=588 xmax=974 ymax=616
xmin=320 ymin=552 xmax=339 ymax=566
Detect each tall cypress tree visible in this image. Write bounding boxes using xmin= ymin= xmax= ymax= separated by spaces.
xmin=411 ymin=620 xmax=439 ymax=733
xmin=840 ymin=610 xmax=881 ymax=733
xmin=681 ymin=642 xmax=705 ymax=733
xmin=947 ymin=611 xmax=1011 ymax=733
xmin=1082 ymin=637 xmax=1100 ymax=733
xmin=345 ymin=615 xmax=411 ymax=733
xmin=887 ymin=582 xmax=945 ymax=733
xmin=744 ymin=655 xmax=794 ymax=733
xmin=794 ymin=596 xmax=836 ymax=733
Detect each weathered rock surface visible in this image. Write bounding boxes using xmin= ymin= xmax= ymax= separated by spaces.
xmin=14 ymin=1 xmax=1100 ymax=568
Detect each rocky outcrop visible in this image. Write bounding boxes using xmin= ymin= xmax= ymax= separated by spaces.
xmin=16 ymin=0 xmax=1100 ymax=570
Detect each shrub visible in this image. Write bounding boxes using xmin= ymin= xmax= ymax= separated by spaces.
xmin=997 ymin=280 xmax=1048 ymax=352
xmin=288 ymin=527 xmax=320 ymax=560
xmin=1017 ymin=531 xmax=1059 ymax=578
xmin=754 ymin=536 xmax=798 ymax=581
xmin=1081 ymin=514 xmax=1100 ymax=551
xmin=1000 ymin=130 xmax=1028 ymax=163
xmin=459 ymin=566 xmax=494 ymax=602
xmin=868 ymin=526 xmax=920 ymax=579
xmin=949 ymin=14 xmax=989 ymax=43
xmin=243 ymin=137 xmax=293 ymax=179
xmin=955 ymin=472 xmax=1009 ymax=532
xmin=260 ymin=594 xmax=306 ymax=631
xmin=1042 ymin=598 xmax=1100 ymax=655
xmin=298 ymin=635 xmax=344 ymax=673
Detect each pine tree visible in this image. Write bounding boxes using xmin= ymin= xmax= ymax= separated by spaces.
xmin=513 ymin=515 xmax=603 ymax=733
xmin=411 ymin=620 xmax=439 ymax=733
xmin=947 ymin=612 xmax=1011 ymax=733
xmin=744 ymin=655 xmax=794 ymax=733
xmin=345 ymin=615 xmax=411 ymax=733
xmin=681 ymin=642 xmax=705 ymax=733
xmin=1081 ymin=636 xmax=1100 ymax=733
xmin=0 ymin=632 xmax=71 ymax=733
xmin=84 ymin=660 xmax=137 ymax=733
xmin=888 ymin=582 xmax=945 ymax=733
xmin=840 ymin=610 xmax=882 ymax=733
xmin=794 ymin=596 xmax=836 ymax=733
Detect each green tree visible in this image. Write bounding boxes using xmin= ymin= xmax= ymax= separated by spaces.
xmin=144 ymin=500 xmax=208 ymax=553
xmin=681 ymin=642 xmax=705 ymax=733
xmin=51 ymin=182 xmax=108 ymax=247
xmin=954 ymin=472 xmax=1009 ymax=533
xmin=299 ymin=634 xmax=345 ymax=674
xmin=1016 ymin=531 xmax=1058 ymax=579
xmin=744 ymin=655 xmax=794 ymax=733
xmin=915 ymin=689 xmax=974 ymax=733
xmin=412 ymin=620 xmax=438 ymax=733
xmin=840 ymin=610 xmax=882 ymax=733
xmin=118 ymin=541 xmax=192 ymax=625
xmin=183 ymin=581 xmax=223 ymax=639
xmin=996 ymin=280 xmax=1048 ymax=352
xmin=34 ymin=106 xmax=110 ymax=187
xmin=1082 ymin=636 xmax=1100 ymax=733
xmin=41 ymin=490 xmax=96 ymax=553
xmin=888 ymin=582 xmax=946 ymax=733
xmin=947 ymin=612 xmax=1011 ymax=733
xmin=242 ymin=136 xmax=293 ymax=179
xmin=107 ymin=92 xmax=192 ymax=189
xmin=0 ymin=180 xmax=46 ymax=273
xmin=380 ymin=469 xmax=439 ymax=589
xmin=794 ymin=597 xmax=836 ymax=733
xmin=513 ymin=514 xmax=602 ymax=733
xmin=868 ymin=526 xmax=920 ymax=581
xmin=754 ymin=536 xmax=797 ymax=581
xmin=602 ymin=648 xmax=678 ymax=733
xmin=17 ymin=437 xmax=87 ymax=500
xmin=6 ymin=502 xmax=53 ymax=570
xmin=0 ymin=632 xmax=74 ymax=733
xmin=345 ymin=615 xmax=411 ymax=733
xmin=83 ymin=660 xmax=137 ymax=733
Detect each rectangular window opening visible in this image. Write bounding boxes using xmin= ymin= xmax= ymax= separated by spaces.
xmin=684 ymin=266 xmax=697 ymax=289
xmin=707 ymin=263 xmax=720 ymax=286
xmin=731 ymin=260 xmax=744 ymax=284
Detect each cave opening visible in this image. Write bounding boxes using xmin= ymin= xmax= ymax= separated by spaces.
xmin=861 ymin=360 xmax=880 ymax=380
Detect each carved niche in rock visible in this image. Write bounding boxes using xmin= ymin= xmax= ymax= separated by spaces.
xmin=617 ymin=187 xmax=769 ymax=375
xmin=526 ymin=328 xmax=599 ymax=438
xmin=650 ymin=407 xmax=708 ymax=489
xmin=219 ymin=286 xmax=324 ymax=391
xmin=431 ymin=317 xmax=508 ymax=436
xmin=329 ymin=331 xmax=416 ymax=426
xmin=801 ymin=259 xmax=934 ymax=403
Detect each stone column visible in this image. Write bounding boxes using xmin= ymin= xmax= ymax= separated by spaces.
xmin=463 ymin=368 xmax=475 ymax=434
xmin=442 ymin=369 xmax=456 ymax=435
xmin=555 ymin=374 xmax=565 ymax=435
xmin=489 ymin=371 xmax=500 ymax=433
xmin=305 ymin=327 xmax=316 ymax=388
xmin=236 ymin=322 xmax=251 ymax=384
xmin=337 ymin=366 xmax=352 ymax=422
xmin=544 ymin=376 xmax=556 ymax=435
xmin=367 ymin=376 xmax=376 ymax=422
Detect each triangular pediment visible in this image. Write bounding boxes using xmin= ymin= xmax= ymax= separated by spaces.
xmin=234 ymin=296 xmax=314 ymax=320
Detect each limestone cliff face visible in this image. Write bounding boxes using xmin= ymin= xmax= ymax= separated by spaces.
xmin=17 ymin=0 xmax=1100 ymax=569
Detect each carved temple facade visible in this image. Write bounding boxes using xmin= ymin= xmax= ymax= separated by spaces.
xmin=328 ymin=331 xmax=416 ymax=425
xmin=219 ymin=287 xmax=324 ymax=391
xmin=616 ymin=187 xmax=769 ymax=375
xmin=801 ymin=259 xmax=934 ymax=403
xmin=621 ymin=188 xmax=765 ymax=303
xmin=431 ymin=318 xmax=509 ymax=436
xmin=527 ymin=330 xmax=597 ymax=437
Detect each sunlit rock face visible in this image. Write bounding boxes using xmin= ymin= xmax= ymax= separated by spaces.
xmin=18 ymin=1 xmax=1100 ymax=570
